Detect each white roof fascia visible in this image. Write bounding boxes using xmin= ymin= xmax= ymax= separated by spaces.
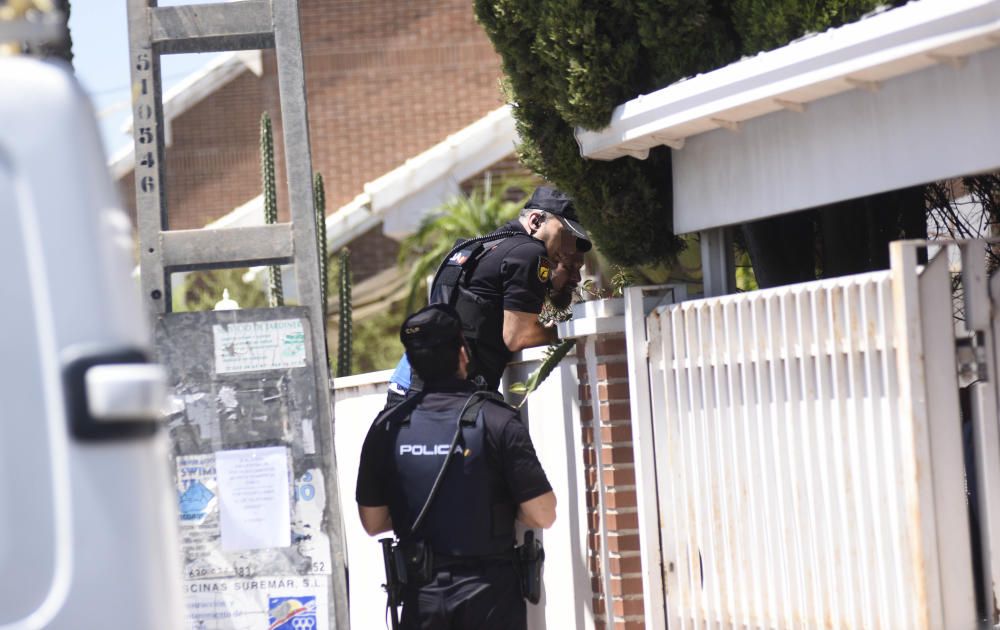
xmin=206 ymin=194 xmax=265 ymax=229
xmin=189 ymin=189 xmax=374 ymax=244
xmin=374 ymin=106 xmax=519 ymax=239
xmin=241 ymin=193 xmax=377 ymax=282
xmin=325 ymin=193 xmax=379 ymax=253
xmin=109 ymin=50 xmax=263 ymax=179
xmin=367 ymin=106 xmax=515 ymax=211
xmin=575 ymin=0 xmax=1000 ymax=160
xmin=108 ymin=144 xmax=135 ymax=182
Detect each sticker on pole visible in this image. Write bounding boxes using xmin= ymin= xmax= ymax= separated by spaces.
xmin=183 ymin=575 xmax=329 ymax=630
xmin=177 ymin=454 xmax=218 ymax=526
xmin=268 ymin=595 xmax=317 ymax=630
xmin=213 ymin=319 xmax=307 ymax=374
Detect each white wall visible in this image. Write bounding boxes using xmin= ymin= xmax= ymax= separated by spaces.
xmin=506 ymin=348 xmax=596 ymax=630
xmin=332 ymin=370 xmax=396 ymax=630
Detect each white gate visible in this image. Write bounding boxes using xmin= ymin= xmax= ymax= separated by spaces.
xmin=627 ymin=241 xmax=995 ymax=629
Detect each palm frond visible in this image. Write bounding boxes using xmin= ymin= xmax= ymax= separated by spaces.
xmin=397 ymin=175 xmax=531 ymax=315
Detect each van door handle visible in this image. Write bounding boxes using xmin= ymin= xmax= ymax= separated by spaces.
xmin=62 ymin=346 xmax=164 ymax=441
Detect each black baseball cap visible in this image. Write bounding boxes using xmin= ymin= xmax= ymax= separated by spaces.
xmin=400 ymin=304 xmax=464 ymax=351
xmin=524 ymin=186 xmax=592 ymax=252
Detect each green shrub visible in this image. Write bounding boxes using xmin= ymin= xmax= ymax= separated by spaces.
xmin=174 ymin=268 xmax=268 ymax=312
xmin=732 ymin=0 xmax=900 ymax=54
xmin=475 ymin=0 xmax=903 ymax=271
xmin=350 ymin=303 xmax=406 ymax=374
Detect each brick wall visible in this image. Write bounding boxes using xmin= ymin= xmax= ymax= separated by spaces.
xmin=119 ymin=0 xmax=505 ymax=232
xmin=172 ymin=71 xmax=278 ymax=230
xmin=577 ymin=334 xmax=646 ymax=630
xmin=300 ymin=0 xmax=505 ymax=211
xmin=120 ymin=63 xmax=278 ymax=230
xmin=459 ymin=156 xmax=536 ymax=197
xmin=339 ymin=223 xmax=401 ymax=285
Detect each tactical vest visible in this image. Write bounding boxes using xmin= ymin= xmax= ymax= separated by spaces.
xmin=430 ymin=230 xmax=535 ymax=391
xmin=383 ymin=393 xmax=516 ymax=557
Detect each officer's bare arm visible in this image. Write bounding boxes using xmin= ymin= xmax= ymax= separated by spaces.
xmin=503 ymin=310 xmax=557 ymax=352
xmin=358 ymin=505 xmax=393 ymax=536
xmin=517 ymin=491 xmax=557 ymax=529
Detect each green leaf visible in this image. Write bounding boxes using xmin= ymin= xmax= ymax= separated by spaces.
xmin=516 ymin=339 xmax=576 ymax=408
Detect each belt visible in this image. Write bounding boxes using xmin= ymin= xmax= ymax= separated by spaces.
xmin=431 ymin=549 xmax=515 ymax=570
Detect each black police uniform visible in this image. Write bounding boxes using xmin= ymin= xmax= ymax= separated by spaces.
xmin=356 ymin=378 xmax=552 ymax=629
xmin=457 ymin=219 xmax=552 ymax=390
xmin=386 ymin=219 xmax=552 ymax=399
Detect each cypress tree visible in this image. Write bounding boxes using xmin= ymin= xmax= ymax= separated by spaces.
xmin=474 ymin=0 xmax=737 ymax=266
xmin=732 ymin=0 xmax=899 ymax=54
xmin=475 ymin=0 xmax=916 ymax=283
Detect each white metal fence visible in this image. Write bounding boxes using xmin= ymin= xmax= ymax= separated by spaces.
xmin=638 ymin=243 xmax=978 ymax=628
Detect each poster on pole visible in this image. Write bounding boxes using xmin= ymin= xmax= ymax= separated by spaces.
xmin=213 ymin=319 xmax=307 ymax=374
xmin=184 ymin=575 xmax=330 ymax=630
xmin=216 ymin=447 xmax=292 ymax=552
xmin=159 ymin=308 xmax=339 ymax=629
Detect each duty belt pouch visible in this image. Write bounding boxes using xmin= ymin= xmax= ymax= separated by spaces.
xmin=515 ymin=530 xmax=545 ymax=604
xmin=431 ymin=242 xmax=484 ymax=305
xmin=393 ymin=539 xmax=434 ymax=586
xmin=454 ymin=285 xmax=494 ymax=339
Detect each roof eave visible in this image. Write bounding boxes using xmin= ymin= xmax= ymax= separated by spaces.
xmin=575 ymin=0 xmax=1000 ymax=160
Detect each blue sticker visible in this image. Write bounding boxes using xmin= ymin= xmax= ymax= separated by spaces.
xmin=268 ymin=596 xmax=317 ymax=630
xmin=178 ymin=480 xmax=214 ymax=521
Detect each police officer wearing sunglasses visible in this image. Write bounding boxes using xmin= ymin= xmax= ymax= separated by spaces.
xmin=385 ymin=186 xmax=592 ymax=407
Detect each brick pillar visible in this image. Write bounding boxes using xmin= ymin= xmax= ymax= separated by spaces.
xmin=577 ymin=332 xmax=645 ymax=630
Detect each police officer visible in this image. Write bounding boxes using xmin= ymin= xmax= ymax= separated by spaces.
xmin=386 ymin=186 xmax=592 ymax=406
xmin=549 ymin=250 xmax=585 ymax=310
xmin=357 ymin=304 xmax=556 ymax=629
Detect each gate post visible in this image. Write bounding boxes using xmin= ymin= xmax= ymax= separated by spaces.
xmin=557 ymin=287 xmax=686 ymax=629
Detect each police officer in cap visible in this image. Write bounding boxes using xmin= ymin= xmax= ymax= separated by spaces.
xmin=386 ymin=186 xmax=591 ymax=406
xmin=357 ymin=303 xmax=556 ymax=629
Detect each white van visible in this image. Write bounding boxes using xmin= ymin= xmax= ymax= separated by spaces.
xmin=0 ymin=55 xmax=184 ymax=629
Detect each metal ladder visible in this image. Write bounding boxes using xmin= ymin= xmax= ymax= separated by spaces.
xmin=125 ymin=1 xmax=348 ymax=626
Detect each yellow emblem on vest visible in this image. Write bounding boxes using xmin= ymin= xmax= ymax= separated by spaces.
xmin=537 ymin=257 xmax=551 ymax=283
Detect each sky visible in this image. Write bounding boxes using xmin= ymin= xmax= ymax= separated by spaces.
xmin=68 ymin=1 xmax=224 ymax=158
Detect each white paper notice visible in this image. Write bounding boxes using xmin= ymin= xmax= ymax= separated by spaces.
xmin=213 ymin=319 xmax=307 ymax=374
xmin=216 ymin=447 xmax=292 ymax=552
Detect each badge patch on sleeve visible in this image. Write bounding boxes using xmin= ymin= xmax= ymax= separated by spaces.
xmin=537 ymin=256 xmax=552 ymax=283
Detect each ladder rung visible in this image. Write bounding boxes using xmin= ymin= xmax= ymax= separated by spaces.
xmin=161 ymin=224 xmax=293 ymax=271
xmin=151 ymin=1 xmax=274 ymax=54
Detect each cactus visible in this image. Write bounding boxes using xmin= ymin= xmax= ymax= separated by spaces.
xmin=260 ymin=111 xmax=283 ymax=307
xmin=314 ymin=172 xmax=328 ymax=318
xmin=336 ymin=248 xmax=353 ymax=377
